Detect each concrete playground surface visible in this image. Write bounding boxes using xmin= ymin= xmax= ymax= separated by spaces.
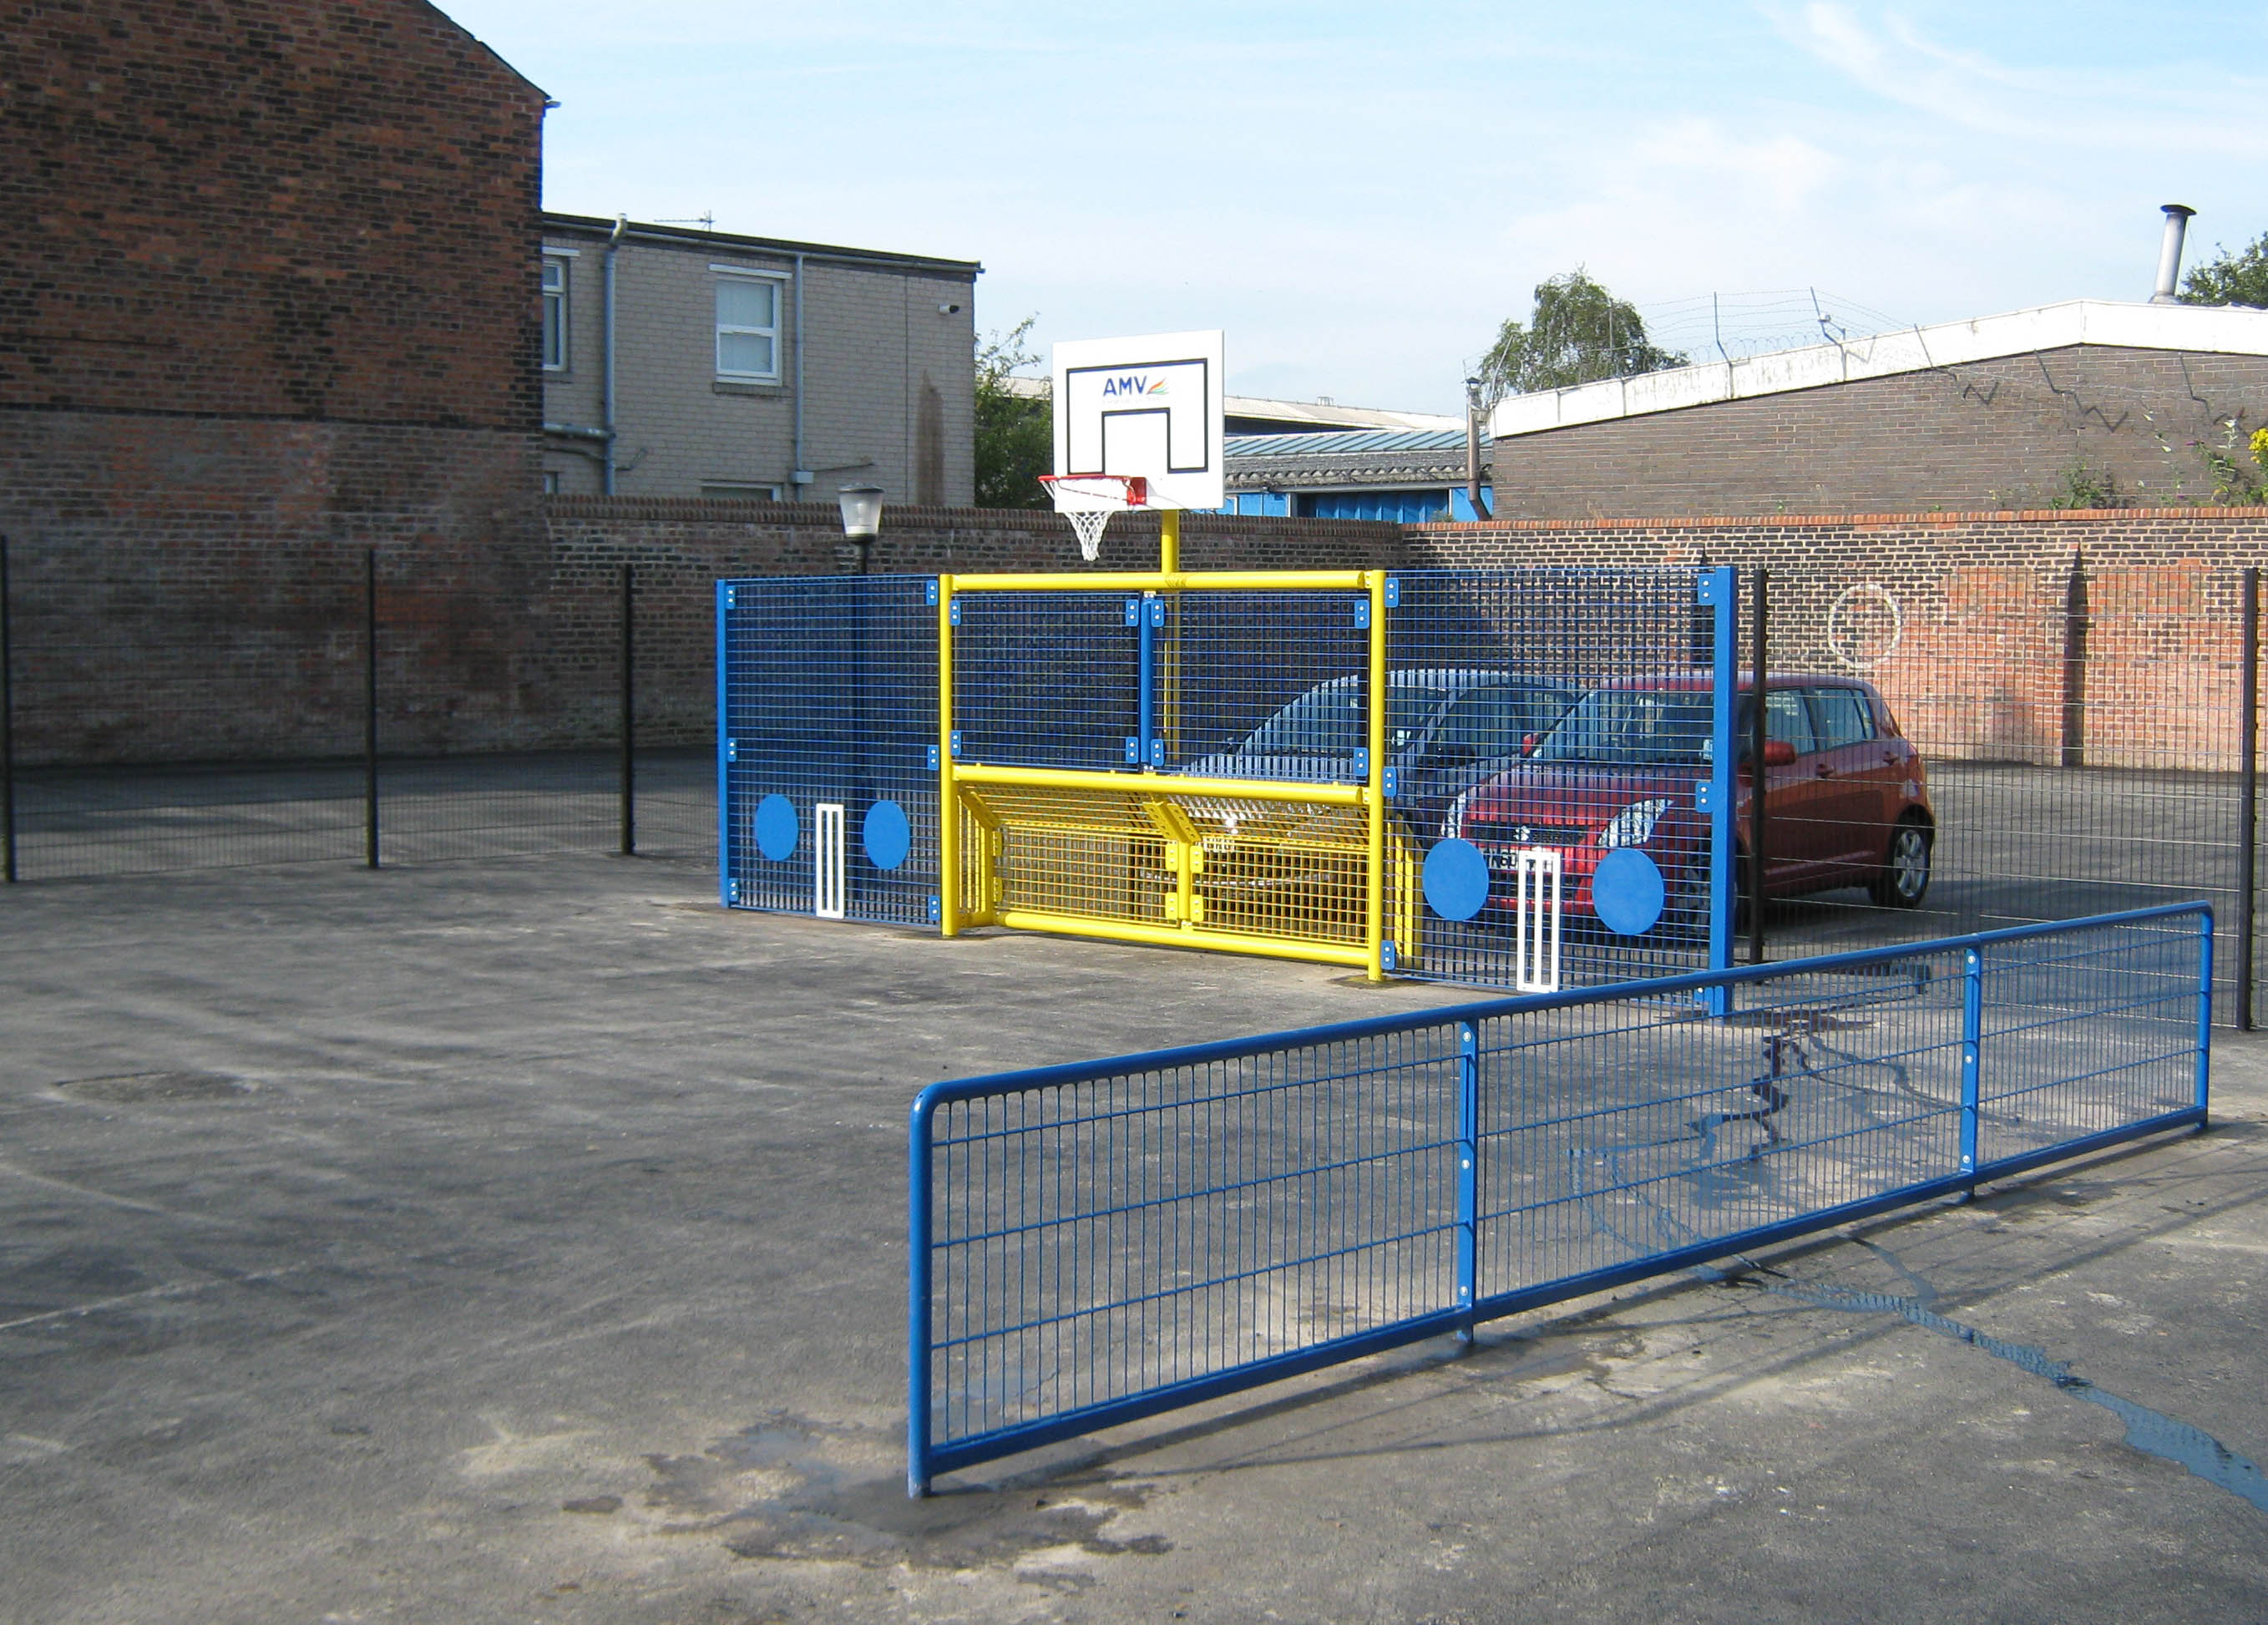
xmin=1 ymin=853 xmax=2265 ymax=1623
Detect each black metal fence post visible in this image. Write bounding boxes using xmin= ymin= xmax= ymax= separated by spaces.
xmin=620 ymin=561 xmax=635 ymax=857
xmin=2060 ymin=549 xmax=2088 ymax=769
xmin=2240 ymin=567 xmax=2259 ymax=1030
xmin=365 ymin=547 xmax=379 ymax=869
xmin=1 ymin=534 xmax=15 ymax=884
xmin=1748 ymin=564 xmax=1767 ymax=964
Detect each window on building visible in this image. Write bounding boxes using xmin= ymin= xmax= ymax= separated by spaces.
xmin=542 ymin=469 xmax=564 ymax=495
xmin=700 ymin=482 xmax=783 ymax=502
xmin=541 ymin=256 xmax=570 ymax=372
xmin=715 ymin=272 xmax=783 ymax=381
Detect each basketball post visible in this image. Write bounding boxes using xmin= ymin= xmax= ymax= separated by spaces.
xmin=1159 ymin=509 xmax=1178 ymax=575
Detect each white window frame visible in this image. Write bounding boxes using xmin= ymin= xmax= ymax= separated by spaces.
xmin=541 ymin=251 xmax=573 ymax=372
xmin=712 ymin=266 xmax=787 ymax=383
xmin=699 ymin=482 xmax=784 ymax=502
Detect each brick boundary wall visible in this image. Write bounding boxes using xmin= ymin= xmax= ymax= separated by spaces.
xmin=9 ymin=497 xmax=2268 ymax=768
xmin=1410 ymin=507 xmax=2268 ymax=771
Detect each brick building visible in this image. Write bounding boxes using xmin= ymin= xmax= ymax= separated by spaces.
xmin=2 ymin=0 xmax=551 ymax=556
xmin=1484 ymin=300 xmax=2268 ymax=519
xmin=538 ymin=215 xmax=980 ymax=505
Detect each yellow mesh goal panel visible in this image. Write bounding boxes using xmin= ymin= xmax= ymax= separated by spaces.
xmin=954 ymin=782 xmax=1423 ymax=960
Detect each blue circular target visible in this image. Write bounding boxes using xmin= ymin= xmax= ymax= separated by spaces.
xmin=863 ymin=799 xmax=912 ymax=871
xmin=1422 ymin=838 xmax=1491 ymax=922
xmin=754 ymin=794 xmax=799 ymax=862
xmin=1594 ymin=848 xmax=1666 ymax=936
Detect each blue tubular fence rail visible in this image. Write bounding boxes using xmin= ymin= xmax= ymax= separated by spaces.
xmin=907 ymin=902 xmax=2212 ymax=1495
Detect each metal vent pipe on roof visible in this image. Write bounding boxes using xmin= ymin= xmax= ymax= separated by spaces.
xmin=2151 ymin=204 xmax=2196 ymax=303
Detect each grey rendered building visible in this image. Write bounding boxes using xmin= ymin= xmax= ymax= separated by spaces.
xmin=539 ymin=213 xmax=980 ymax=505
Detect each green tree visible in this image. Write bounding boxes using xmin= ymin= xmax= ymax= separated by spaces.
xmin=2180 ymin=231 xmax=2268 ymax=308
xmin=975 ymin=316 xmax=1053 ymax=509
xmin=1477 ymin=269 xmax=1685 ymax=404
xmin=2177 ymin=231 xmax=2268 ymax=311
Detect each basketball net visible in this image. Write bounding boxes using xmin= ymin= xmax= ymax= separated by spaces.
xmin=1039 ymin=473 xmax=1148 ymax=563
xmin=1065 ymin=510 xmax=1112 ymax=562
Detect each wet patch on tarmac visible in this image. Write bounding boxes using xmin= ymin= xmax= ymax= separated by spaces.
xmin=616 ymin=1412 xmax=1173 ymax=1574
xmin=52 ymin=1071 xmax=251 ymax=1103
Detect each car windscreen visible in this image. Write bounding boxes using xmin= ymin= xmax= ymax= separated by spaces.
xmin=1243 ymin=685 xmax=1455 ymax=756
xmin=1532 ymin=687 xmax=1714 ymax=766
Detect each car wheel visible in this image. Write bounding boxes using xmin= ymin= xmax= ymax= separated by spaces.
xmin=1870 ymin=818 xmax=1931 ymax=909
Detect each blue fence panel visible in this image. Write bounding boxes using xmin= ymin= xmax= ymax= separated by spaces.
xmin=1388 ymin=567 xmax=1734 ymax=990
xmin=719 ymin=575 xmax=937 ymax=924
xmin=1152 ymin=590 xmax=1370 ymax=777
xmin=909 ymin=904 xmax=2210 ymax=1493
xmin=950 ymin=590 xmax=1136 ymax=772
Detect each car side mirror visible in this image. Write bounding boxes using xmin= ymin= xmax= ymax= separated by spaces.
xmin=1763 ymin=738 xmax=1796 ymax=767
xmin=1520 ymin=732 xmax=1540 ymax=757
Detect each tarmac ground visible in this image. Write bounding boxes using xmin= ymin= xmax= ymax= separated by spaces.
xmin=2 ymin=851 xmax=2265 ymax=1623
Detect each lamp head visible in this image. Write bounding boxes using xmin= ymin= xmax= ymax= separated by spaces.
xmin=837 ymin=484 xmax=884 ymax=540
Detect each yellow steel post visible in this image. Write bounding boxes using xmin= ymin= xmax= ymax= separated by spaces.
xmin=937 ymin=574 xmax=959 ymax=937
xmin=1364 ymin=570 xmax=1389 ymax=981
xmin=1157 ymin=509 xmax=1182 ymax=767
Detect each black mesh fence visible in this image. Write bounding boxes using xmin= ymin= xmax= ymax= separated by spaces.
xmin=3 ymin=537 xmax=2262 ymax=1025
xmin=1735 ymin=559 xmax=2262 ymax=1027
xmin=0 ymin=539 xmax=712 ymax=881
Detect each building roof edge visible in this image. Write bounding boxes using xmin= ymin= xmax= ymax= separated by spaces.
xmin=1486 ymin=298 xmax=2268 ymax=441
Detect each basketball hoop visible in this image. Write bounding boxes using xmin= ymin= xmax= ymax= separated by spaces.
xmin=1038 ymin=473 xmax=1148 ymax=561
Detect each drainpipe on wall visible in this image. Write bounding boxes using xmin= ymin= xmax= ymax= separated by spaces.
xmin=603 ymin=213 xmax=627 ymax=494
xmin=791 ymin=252 xmax=812 ymax=499
xmin=1463 ymin=376 xmax=1492 ymax=519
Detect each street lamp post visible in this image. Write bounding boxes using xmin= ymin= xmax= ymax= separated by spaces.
xmin=835 ymin=485 xmax=886 ymax=910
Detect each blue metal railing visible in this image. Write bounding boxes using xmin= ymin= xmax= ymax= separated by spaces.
xmin=908 ymin=904 xmax=2211 ymax=1494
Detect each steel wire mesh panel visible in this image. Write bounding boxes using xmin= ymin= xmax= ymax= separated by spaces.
xmin=1472 ymin=954 xmax=1967 ymax=1301
xmin=913 ymin=906 xmax=2206 ymax=1486
xmin=1391 ymin=568 xmax=1720 ymax=989
xmin=1975 ymin=921 xmax=2206 ymax=1165
xmin=3 ymin=547 xmax=369 ymax=877
xmin=951 ymin=592 xmax=1134 ymax=772
xmin=1152 ymin=592 xmax=1369 ymax=776
xmin=958 ymin=782 xmax=1422 ymax=949
xmin=923 ymin=1029 xmax=1464 ymax=1454
xmin=721 ymin=576 xmax=936 ymax=923
xmin=1745 ymin=564 xmax=2254 ymax=1019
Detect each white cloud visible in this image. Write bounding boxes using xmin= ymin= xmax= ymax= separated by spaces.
xmin=1769 ymin=2 xmax=2268 ymax=149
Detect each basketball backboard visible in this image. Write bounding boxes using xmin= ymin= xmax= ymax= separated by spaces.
xmin=1050 ymin=331 xmax=1225 ymax=513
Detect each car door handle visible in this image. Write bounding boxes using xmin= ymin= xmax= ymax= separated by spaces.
xmin=1815 ymin=763 xmax=1835 ymax=777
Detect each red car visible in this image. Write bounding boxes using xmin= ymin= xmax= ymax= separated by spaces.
xmin=1441 ymin=673 xmax=1934 ymax=930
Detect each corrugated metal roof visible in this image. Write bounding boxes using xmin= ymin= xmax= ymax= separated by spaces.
xmin=1225 ymin=428 xmax=1474 ymax=458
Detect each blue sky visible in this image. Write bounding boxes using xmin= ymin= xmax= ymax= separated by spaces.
xmin=443 ymin=2 xmax=2268 ymax=414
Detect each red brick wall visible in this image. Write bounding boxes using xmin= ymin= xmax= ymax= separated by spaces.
xmin=1411 ymin=508 xmax=2268 ymax=770
xmin=2 ymin=0 xmax=548 ymax=428
xmin=1489 ymin=346 xmax=2268 ymax=519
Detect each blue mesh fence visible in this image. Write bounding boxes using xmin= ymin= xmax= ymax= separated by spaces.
xmin=719 ymin=575 xmax=937 ymax=924
xmin=1153 ymin=591 xmax=1370 ymax=775
xmin=909 ymin=904 xmax=2210 ymax=1492
xmin=949 ymin=591 xmax=1135 ymax=773
xmin=1390 ymin=568 xmax=1725 ymax=988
